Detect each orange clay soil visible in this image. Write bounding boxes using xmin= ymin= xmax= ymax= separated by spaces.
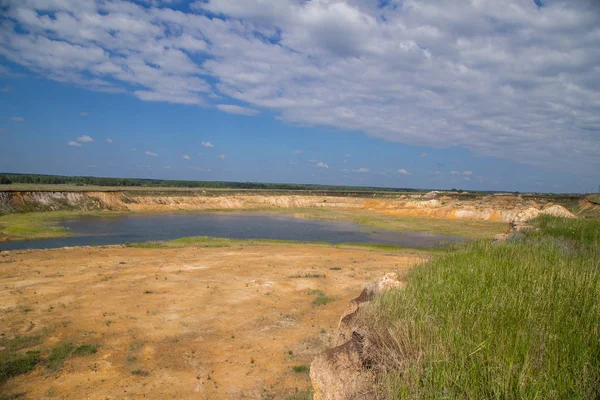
xmin=0 ymin=245 xmax=424 ymax=399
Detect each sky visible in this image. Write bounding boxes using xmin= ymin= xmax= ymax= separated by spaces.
xmin=0 ymin=0 xmax=599 ymax=193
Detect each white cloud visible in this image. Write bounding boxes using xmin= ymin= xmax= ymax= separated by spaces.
xmin=345 ymin=154 xmax=352 ymax=158
xmin=132 ymin=148 xmax=137 ymax=152
xmin=449 ymin=170 xmax=461 ymax=175
xmin=68 ymin=141 xmax=81 ymax=147
xmin=420 ymin=153 xmax=427 ymax=159
xmin=292 ymin=150 xmax=304 ymax=154
xmin=0 ymin=86 xmax=12 ymax=93
xmin=462 ymin=171 xmax=473 ymax=176
xmin=164 ymin=166 xmax=171 ymax=169
xmin=464 ymin=177 xmax=471 ymax=181
xmin=10 ymin=116 xmax=24 ymax=122
xmin=145 ymin=151 xmax=158 ymax=156
xmin=316 ymin=162 xmax=329 ymax=169
xmin=352 ymin=168 xmax=369 ymax=173
xmin=201 ymin=141 xmax=214 ymax=148
xmin=218 ymin=154 xmax=226 ymax=159
xmin=106 ymin=138 xmax=113 ymax=144
xmin=79 ymin=112 xmax=88 ymax=116
xmin=398 ymin=169 xmax=411 ymax=175
xmin=216 ymin=104 xmax=259 ymax=116
xmin=2 ymin=0 xmax=599 ymax=172
xmin=76 ymin=135 xmax=94 ymax=143
xmin=182 ymin=154 xmax=190 ymax=160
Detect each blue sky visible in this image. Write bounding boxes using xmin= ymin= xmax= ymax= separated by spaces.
xmin=1 ymin=0 xmax=599 ymax=193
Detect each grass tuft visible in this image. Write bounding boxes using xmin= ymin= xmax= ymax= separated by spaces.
xmin=291 ymin=365 xmax=309 ymax=373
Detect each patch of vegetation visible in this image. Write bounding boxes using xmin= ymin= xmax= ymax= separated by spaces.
xmin=72 ymin=344 xmax=98 ymax=357
xmin=289 ymin=273 xmax=326 ymax=278
xmin=0 ymin=333 xmax=44 ymax=352
xmin=46 ymin=342 xmax=98 ymax=371
xmin=286 ymin=388 xmax=313 ymax=400
xmin=0 ymin=350 xmax=41 ymax=384
xmin=0 ymin=332 xmax=47 ymax=384
xmin=329 ymin=267 xmax=342 ymax=271
xmin=0 ymin=211 xmax=121 ymax=240
xmin=362 ymin=216 xmax=600 ymax=399
xmin=46 ymin=342 xmax=74 ymax=371
xmin=131 ymin=369 xmax=149 ymax=377
xmin=307 ymin=289 xmax=338 ymax=306
xmin=272 ymin=208 xmax=507 ymax=239
xmin=291 ymin=365 xmax=309 ymax=373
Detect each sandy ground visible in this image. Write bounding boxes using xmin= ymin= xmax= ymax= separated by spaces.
xmin=0 ymin=245 xmax=423 ymax=399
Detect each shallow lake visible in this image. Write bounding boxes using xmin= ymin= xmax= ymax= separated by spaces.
xmin=0 ymin=212 xmax=467 ymax=251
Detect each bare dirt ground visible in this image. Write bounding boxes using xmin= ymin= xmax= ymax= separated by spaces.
xmin=0 ymin=245 xmax=423 ymax=399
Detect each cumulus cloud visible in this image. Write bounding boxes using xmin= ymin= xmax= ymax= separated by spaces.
xmin=68 ymin=141 xmax=81 ymax=147
xmin=352 ymin=168 xmax=369 ymax=173
xmin=106 ymin=138 xmax=113 ymax=144
xmin=76 ymin=135 xmax=94 ymax=143
xmin=2 ymin=0 xmax=599 ymax=171
xmin=182 ymin=154 xmax=190 ymax=160
xmin=316 ymin=162 xmax=329 ymax=169
xmin=216 ymin=104 xmax=259 ymax=116
xmin=145 ymin=151 xmax=158 ymax=156
xmin=201 ymin=141 xmax=214 ymax=148
xmin=10 ymin=116 xmax=24 ymax=122
xmin=218 ymin=154 xmax=226 ymax=159
xmin=398 ymin=169 xmax=411 ymax=175
xmin=420 ymin=153 xmax=427 ymax=159
xmin=462 ymin=171 xmax=473 ymax=176
xmin=132 ymin=148 xmax=137 ymax=152
xmin=449 ymin=170 xmax=460 ymax=175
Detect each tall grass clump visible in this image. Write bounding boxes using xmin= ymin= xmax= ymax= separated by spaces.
xmin=363 ymin=216 xmax=600 ymax=399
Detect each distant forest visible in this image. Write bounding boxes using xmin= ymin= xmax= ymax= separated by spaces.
xmin=0 ymin=173 xmax=419 ymax=192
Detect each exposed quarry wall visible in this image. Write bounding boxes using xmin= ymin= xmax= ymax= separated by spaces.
xmin=0 ymin=190 xmax=579 ymax=222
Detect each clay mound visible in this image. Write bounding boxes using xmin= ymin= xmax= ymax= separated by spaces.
xmin=515 ymin=204 xmax=576 ymax=222
xmin=540 ymin=204 xmax=576 ymax=219
xmin=514 ymin=207 xmax=541 ymax=222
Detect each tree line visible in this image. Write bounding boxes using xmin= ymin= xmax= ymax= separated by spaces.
xmin=0 ymin=173 xmax=418 ymax=192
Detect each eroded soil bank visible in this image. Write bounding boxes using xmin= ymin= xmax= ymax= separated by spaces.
xmin=0 ymin=244 xmax=423 ymax=399
xmin=0 ymin=189 xmax=589 ymax=221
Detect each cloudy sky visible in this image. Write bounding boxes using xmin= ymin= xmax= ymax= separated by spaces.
xmin=1 ymin=0 xmax=599 ymax=192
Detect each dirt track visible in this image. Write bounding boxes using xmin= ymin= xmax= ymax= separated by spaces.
xmin=0 ymin=245 xmax=423 ymax=399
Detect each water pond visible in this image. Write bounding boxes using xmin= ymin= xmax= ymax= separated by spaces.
xmin=0 ymin=212 xmax=466 ymax=251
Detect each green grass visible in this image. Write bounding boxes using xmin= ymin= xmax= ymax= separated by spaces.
xmin=307 ymin=289 xmax=338 ymax=306
xmin=0 ymin=211 xmax=121 ymax=240
xmin=0 ymin=350 xmax=41 ymax=384
xmin=271 ymin=208 xmax=507 ymax=239
xmin=124 ymin=235 xmax=427 ymax=253
xmin=46 ymin=342 xmax=98 ymax=372
xmin=0 ymin=332 xmax=47 ymax=383
xmin=362 ymin=216 xmax=600 ymax=399
xmin=292 ymin=365 xmax=310 ymax=373
xmin=0 ymin=333 xmax=45 ymax=353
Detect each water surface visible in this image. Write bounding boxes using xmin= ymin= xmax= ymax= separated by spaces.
xmin=0 ymin=212 xmax=466 ymax=251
